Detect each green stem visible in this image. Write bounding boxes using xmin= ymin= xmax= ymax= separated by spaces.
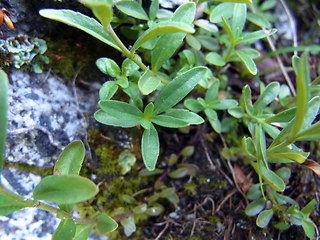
xmin=106 ymin=25 xmax=169 ymax=85
xmin=0 ymin=184 xmax=97 ymax=224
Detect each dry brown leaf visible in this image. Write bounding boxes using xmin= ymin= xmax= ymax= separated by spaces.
xmin=233 ymin=163 xmax=252 ymax=194
xmin=301 ymin=159 xmax=320 ymax=176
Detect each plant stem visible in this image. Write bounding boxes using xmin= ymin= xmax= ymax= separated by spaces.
xmin=106 ymin=25 xmax=169 ymax=85
xmin=0 ymin=184 xmax=97 ymax=224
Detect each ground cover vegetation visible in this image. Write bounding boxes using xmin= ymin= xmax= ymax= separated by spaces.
xmin=0 ymin=0 xmax=320 ymax=239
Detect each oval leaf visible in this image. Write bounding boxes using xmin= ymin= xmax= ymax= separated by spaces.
xmin=151 ymin=115 xmax=189 ymax=128
xmin=80 ymin=0 xmax=113 ymax=29
xmin=54 ymin=141 xmax=85 ymax=175
xmin=245 ymin=198 xmax=266 ymax=216
xmin=141 ymin=124 xmax=159 ymax=171
xmin=94 ymin=109 xmax=140 ymax=128
xmin=138 ymin=70 xmax=161 ymax=95
xmin=33 ymin=175 xmax=99 ymax=204
xmin=116 ymin=1 xmax=149 ymax=20
xmin=96 ymin=57 xmax=120 ymax=77
xmin=53 ymin=218 xmax=76 ymax=240
xmin=96 ymin=213 xmax=118 ymax=234
xmin=256 ymin=209 xmax=274 ymax=228
xmin=74 ymin=224 xmax=93 ymax=240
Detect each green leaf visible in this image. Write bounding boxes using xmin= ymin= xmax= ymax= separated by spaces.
xmin=94 ymin=110 xmax=140 ymax=128
xmin=295 ymin=121 xmax=320 ymax=141
xmin=33 ymin=175 xmax=99 ymax=204
xmin=242 ymin=136 xmax=256 ymax=158
xmin=120 ymin=215 xmax=136 ymax=237
xmin=275 ymin=167 xmax=291 ymax=182
xmin=79 ymin=0 xmax=113 ymax=29
xmin=291 ymin=53 xmax=310 ymax=139
xmin=206 ymin=52 xmax=226 ymax=66
xmin=96 ymin=57 xmax=120 ymax=77
xmin=302 ymin=219 xmax=316 ymax=239
xmin=74 ymin=224 xmax=93 ymax=240
xmin=209 ymin=2 xmax=235 ymax=23
xmin=151 ymin=2 xmax=196 ymax=72
xmin=116 ymin=1 xmax=149 ymax=20
xmin=235 ymin=48 xmax=259 ymax=75
xmin=238 ymin=29 xmax=277 ymax=45
xmin=247 ymin=184 xmax=262 ymax=200
xmin=0 ymin=193 xmax=29 ymax=215
xmin=149 ymin=0 xmax=159 ymax=20
xmin=154 ymin=67 xmax=207 ymax=114
xmin=231 ymin=3 xmax=247 ymax=39
xmin=131 ymin=20 xmax=195 ymax=53
xmin=0 ymin=70 xmax=8 ymax=172
xmin=267 ymin=147 xmax=309 ymax=164
xmin=53 ymin=218 xmax=76 ymax=240
xmin=96 ymin=213 xmax=118 ymax=234
xmin=99 ymin=81 xmax=118 ymax=100
xmin=152 ymin=114 xmax=189 ymax=128
xmin=141 ymin=124 xmax=159 ymax=171
xmin=242 ymin=85 xmax=254 ymax=116
xmin=146 ymin=203 xmax=164 ymax=216
xmin=228 ymin=106 xmax=244 ymax=118
xmin=253 ymin=82 xmax=280 ymax=110
xmin=209 ymin=99 xmax=238 ymax=110
xmin=98 ymin=100 xmax=143 ymax=122
xmin=122 ymin=58 xmax=140 ymax=77
xmin=301 ymin=199 xmax=316 ymax=217
xmin=260 ymin=0 xmax=277 ymax=10
xmin=255 ymin=123 xmax=268 ymax=169
xmin=138 ymin=69 xmax=161 ymax=95
xmin=185 ymin=34 xmax=201 ymax=50
xmin=245 ymin=198 xmax=266 ymax=216
xmin=194 ymin=19 xmax=218 ymax=33
xmin=54 ymin=141 xmax=85 ymax=175
xmin=256 ymin=209 xmax=274 ymax=228
xmin=165 ymin=109 xmax=204 ymax=125
xmin=246 ymin=12 xmax=271 ymax=28
xmin=39 ymin=9 xmax=120 ymax=51
xmin=252 ymin=163 xmax=285 ymax=192
xmin=184 ymin=98 xmax=204 ymax=112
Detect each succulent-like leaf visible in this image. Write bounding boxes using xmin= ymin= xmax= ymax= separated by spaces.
xmin=206 ymin=52 xmax=226 ymax=66
xmin=79 ymin=0 xmax=113 ymax=29
xmin=96 ymin=213 xmax=118 ymax=234
xmin=149 ymin=0 xmax=159 ymax=20
xmin=39 ymin=9 xmax=120 ymax=51
xmin=73 ymin=224 xmax=93 ymax=240
xmin=99 ymin=81 xmax=118 ymax=100
xmin=116 ymin=1 xmax=149 ymax=20
xmin=120 ymin=215 xmax=136 ymax=237
xmin=209 ymin=2 xmax=235 ymax=23
xmin=245 ymin=198 xmax=266 ymax=216
xmin=96 ymin=57 xmax=121 ymax=77
xmin=122 ymin=58 xmax=140 ymax=77
xmin=0 ymin=70 xmax=8 ymax=172
xmin=54 ymin=141 xmax=85 ymax=175
xmin=141 ymin=124 xmax=159 ymax=171
xmin=53 ymin=218 xmax=76 ymax=240
xmin=235 ymin=48 xmax=259 ymax=75
xmin=154 ymin=67 xmax=207 ymax=114
xmin=256 ymin=209 xmax=274 ymax=228
xmin=138 ymin=69 xmax=161 ymax=95
xmin=33 ymin=175 xmax=99 ymax=204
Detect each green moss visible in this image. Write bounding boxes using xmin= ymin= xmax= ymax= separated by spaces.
xmin=183 ymin=182 xmax=198 ymax=196
xmin=7 ymin=162 xmax=53 ymax=176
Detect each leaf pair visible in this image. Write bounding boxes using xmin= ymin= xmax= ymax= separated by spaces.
xmin=95 ymin=67 xmax=207 ymax=170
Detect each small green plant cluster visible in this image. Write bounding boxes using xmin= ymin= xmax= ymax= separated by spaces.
xmin=0 ymin=35 xmax=49 ymax=73
xmin=0 ymin=0 xmax=320 ymax=239
xmin=0 ymin=70 xmax=118 ymax=238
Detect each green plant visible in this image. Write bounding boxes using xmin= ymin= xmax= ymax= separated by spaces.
xmin=0 ymin=69 xmax=118 ymax=238
xmin=0 ymin=0 xmax=319 ymax=238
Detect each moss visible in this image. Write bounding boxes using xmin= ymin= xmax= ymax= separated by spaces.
xmin=183 ymin=182 xmax=198 ymax=196
xmin=6 ymin=162 xmax=53 ymax=176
